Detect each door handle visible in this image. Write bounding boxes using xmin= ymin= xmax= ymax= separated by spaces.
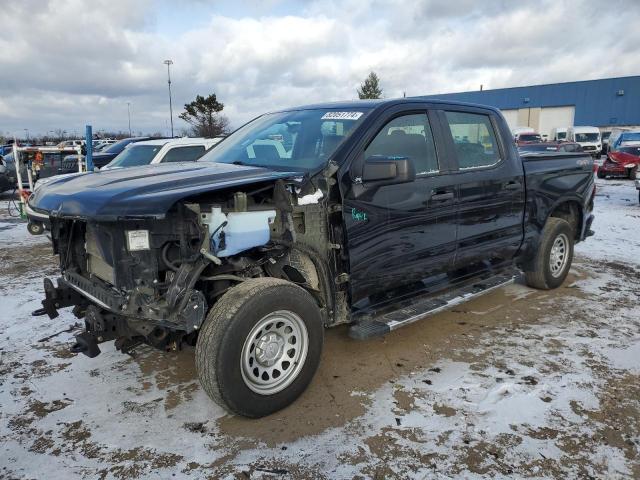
xmin=503 ymin=181 xmax=521 ymax=190
xmin=430 ymin=191 xmax=454 ymax=202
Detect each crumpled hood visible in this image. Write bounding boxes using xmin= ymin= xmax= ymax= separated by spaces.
xmin=29 ymin=162 xmax=298 ymax=220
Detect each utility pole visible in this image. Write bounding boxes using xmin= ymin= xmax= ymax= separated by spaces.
xmin=127 ymin=102 xmax=132 ymax=136
xmin=163 ymin=59 xmax=174 ymax=137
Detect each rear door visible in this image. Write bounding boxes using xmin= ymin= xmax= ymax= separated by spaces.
xmin=438 ymin=108 xmax=525 ymax=269
xmin=343 ymin=104 xmax=459 ymax=307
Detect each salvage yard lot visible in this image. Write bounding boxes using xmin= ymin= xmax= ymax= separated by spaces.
xmin=1 ymin=178 xmax=639 ymax=479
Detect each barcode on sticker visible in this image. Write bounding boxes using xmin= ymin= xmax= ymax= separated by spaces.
xmin=321 ymin=111 xmax=363 ymax=120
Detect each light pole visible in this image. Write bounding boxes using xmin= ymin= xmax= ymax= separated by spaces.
xmin=163 ymin=59 xmax=174 ymax=137
xmin=127 ymin=102 xmax=132 ymax=136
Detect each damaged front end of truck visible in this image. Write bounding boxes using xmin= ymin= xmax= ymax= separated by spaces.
xmin=32 ymin=162 xmax=347 ymax=358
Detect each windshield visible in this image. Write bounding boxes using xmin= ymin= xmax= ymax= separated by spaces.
xmin=601 ymin=132 xmax=611 ymax=140
xmin=198 ymin=108 xmax=371 ymax=171
xmin=575 ymin=133 xmax=600 ymax=142
xmin=105 ymin=145 xmax=163 ymax=168
xmin=103 ymin=139 xmax=135 ymax=154
xmin=519 ymin=134 xmax=541 ymax=142
xmin=556 ymin=132 xmax=567 ymax=140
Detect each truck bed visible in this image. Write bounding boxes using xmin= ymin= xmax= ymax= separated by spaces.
xmin=520 ymin=150 xmax=595 ymax=249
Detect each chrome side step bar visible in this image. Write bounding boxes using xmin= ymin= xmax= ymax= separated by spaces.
xmin=348 ymin=272 xmax=517 ymax=340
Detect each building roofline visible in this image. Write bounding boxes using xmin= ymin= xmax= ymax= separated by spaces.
xmin=424 ymin=75 xmax=640 ymax=97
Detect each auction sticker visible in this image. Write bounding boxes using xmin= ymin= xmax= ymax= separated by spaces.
xmin=321 ymin=111 xmax=363 ymax=120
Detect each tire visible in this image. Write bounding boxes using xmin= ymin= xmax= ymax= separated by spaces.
xmin=525 ymin=217 xmax=574 ymax=290
xmin=630 ymin=167 xmax=637 ymax=180
xmin=597 ymin=168 xmax=606 ymax=179
xmin=27 ymin=222 xmax=45 ymax=235
xmin=195 ymin=277 xmax=323 ymax=418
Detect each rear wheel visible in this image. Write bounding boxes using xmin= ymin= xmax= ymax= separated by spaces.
xmin=195 ymin=278 xmax=323 ymax=418
xmin=596 ymin=168 xmax=606 ymax=179
xmin=525 ymin=217 xmax=574 ymax=290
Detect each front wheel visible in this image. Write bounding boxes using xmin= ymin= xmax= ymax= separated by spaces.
xmin=195 ymin=278 xmax=323 ymax=418
xmin=629 ymin=167 xmax=637 ymax=180
xmin=525 ymin=217 xmax=574 ymax=290
xmin=596 ymin=168 xmax=606 ymax=179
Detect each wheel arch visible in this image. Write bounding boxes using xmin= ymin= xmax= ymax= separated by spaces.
xmin=547 ymin=199 xmax=583 ymax=240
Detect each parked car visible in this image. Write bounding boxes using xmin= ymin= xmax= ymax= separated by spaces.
xmin=567 ymin=126 xmax=602 ymax=158
xmin=0 ymin=152 xmax=16 ymax=192
xmin=598 ymin=144 xmax=640 ymax=179
xmin=0 ymin=154 xmax=14 ymax=192
xmin=608 ymin=129 xmax=640 ymax=152
xmin=515 ymin=132 xmax=543 ymax=146
xmin=1 ymin=144 xmax=15 ymax=156
xmin=550 ymin=127 xmax=568 ymax=142
xmin=29 ymin=99 xmax=595 ymax=418
xmin=518 ymin=142 xmax=583 ymax=153
xmin=103 ymin=137 xmax=223 ymax=170
xmin=58 ymin=137 xmax=161 ymax=173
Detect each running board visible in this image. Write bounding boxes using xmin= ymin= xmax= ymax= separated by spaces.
xmin=348 ymin=271 xmax=517 ymax=340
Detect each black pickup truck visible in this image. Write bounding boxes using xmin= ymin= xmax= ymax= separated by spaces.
xmin=29 ymin=99 xmax=595 ymax=417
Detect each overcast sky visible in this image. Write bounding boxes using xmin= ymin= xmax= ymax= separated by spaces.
xmin=1 ymin=0 xmax=639 ymax=138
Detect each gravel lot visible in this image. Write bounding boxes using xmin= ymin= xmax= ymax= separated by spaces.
xmin=1 ymin=178 xmax=639 ymax=479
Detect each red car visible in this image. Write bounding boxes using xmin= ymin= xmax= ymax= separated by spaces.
xmin=598 ymin=145 xmax=640 ymax=179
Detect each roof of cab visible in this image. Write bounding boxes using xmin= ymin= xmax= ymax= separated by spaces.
xmin=274 ymin=97 xmax=503 ymax=115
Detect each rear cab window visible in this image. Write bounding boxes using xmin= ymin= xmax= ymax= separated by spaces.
xmin=444 ymin=111 xmax=501 ymax=169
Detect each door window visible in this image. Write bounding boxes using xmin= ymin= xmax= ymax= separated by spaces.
xmin=445 ymin=111 xmax=501 ymax=169
xmin=365 ymin=113 xmax=438 ymax=175
xmin=162 ymin=145 xmax=206 ymax=162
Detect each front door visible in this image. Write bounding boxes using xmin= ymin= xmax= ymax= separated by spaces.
xmin=343 ymin=108 xmax=458 ymax=307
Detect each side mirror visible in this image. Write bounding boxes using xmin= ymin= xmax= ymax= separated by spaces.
xmin=362 ymin=155 xmax=416 ymax=185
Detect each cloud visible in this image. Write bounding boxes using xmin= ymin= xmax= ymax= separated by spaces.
xmin=0 ymin=0 xmax=638 ymax=137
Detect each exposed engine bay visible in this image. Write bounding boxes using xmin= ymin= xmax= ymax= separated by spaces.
xmin=39 ymin=177 xmax=348 ymax=357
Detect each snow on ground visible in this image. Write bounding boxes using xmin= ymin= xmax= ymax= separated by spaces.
xmin=1 ymin=179 xmax=639 ymax=479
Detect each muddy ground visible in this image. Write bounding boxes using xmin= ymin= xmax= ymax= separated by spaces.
xmin=0 ymin=179 xmax=639 ymax=479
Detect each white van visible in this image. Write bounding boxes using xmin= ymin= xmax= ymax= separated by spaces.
xmin=550 ymin=127 xmax=568 ymax=142
xmin=567 ymin=126 xmax=602 ymax=158
xmin=103 ymin=137 xmax=223 ymax=170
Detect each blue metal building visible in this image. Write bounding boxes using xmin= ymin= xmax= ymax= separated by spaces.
xmin=418 ymin=76 xmax=640 ymax=133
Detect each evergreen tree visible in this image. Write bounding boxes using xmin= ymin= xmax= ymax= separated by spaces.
xmin=357 ymin=72 xmax=383 ymax=99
